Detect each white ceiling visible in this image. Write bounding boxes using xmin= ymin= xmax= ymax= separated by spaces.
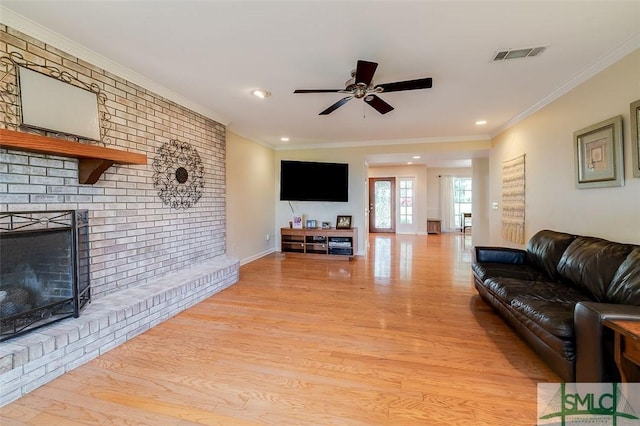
xmin=2 ymin=1 xmax=639 ymax=167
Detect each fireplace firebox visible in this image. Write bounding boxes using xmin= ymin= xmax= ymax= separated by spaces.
xmin=0 ymin=210 xmax=90 ymax=341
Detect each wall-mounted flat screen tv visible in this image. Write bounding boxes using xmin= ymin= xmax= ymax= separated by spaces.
xmin=280 ymin=160 xmax=348 ymax=202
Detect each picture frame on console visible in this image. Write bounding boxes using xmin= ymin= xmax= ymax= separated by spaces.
xmin=306 ymin=219 xmax=317 ymax=229
xmin=631 ymin=99 xmax=640 ymax=178
xmin=336 ymin=215 xmax=352 ymax=229
xmin=321 ymin=221 xmax=331 ymax=229
xmin=573 ymin=115 xmax=623 ymax=189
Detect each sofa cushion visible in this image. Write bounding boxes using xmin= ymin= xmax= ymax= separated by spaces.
xmin=481 ymin=277 xmax=589 ymax=339
xmin=507 ymin=300 xmax=578 ymax=361
xmin=526 ymin=230 xmax=576 ymax=281
xmin=557 ymin=237 xmax=635 ymax=302
xmin=483 ymin=278 xmax=557 ymax=302
xmin=606 ymin=247 xmax=640 ymax=305
xmin=472 ymin=263 xmax=545 ymax=283
xmin=509 ymin=288 xmax=587 ymax=338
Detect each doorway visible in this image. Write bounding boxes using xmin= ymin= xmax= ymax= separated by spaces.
xmin=369 ymin=177 xmax=395 ymax=233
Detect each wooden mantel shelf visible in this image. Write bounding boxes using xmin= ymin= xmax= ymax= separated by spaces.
xmin=0 ymin=128 xmax=147 ymax=184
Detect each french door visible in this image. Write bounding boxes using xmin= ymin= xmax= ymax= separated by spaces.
xmin=368 ymin=177 xmax=395 ymax=233
xmin=453 ymin=177 xmax=472 ymax=231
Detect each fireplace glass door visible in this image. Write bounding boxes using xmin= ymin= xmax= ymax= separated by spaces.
xmin=0 ymin=210 xmax=90 ymax=341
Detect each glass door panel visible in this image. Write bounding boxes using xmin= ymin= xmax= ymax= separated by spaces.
xmin=369 ymin=177 xmax=395 ymax=233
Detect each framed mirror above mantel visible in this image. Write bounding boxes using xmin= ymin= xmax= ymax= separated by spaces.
xmin=0 ymin=128 xmax=147 ymax=184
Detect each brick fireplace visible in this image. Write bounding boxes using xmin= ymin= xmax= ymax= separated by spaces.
xmin=0 ymin=24 xmax=239 ymax=405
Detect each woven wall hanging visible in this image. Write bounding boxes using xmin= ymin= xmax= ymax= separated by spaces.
xmin=501 ymin=154 xmax=526 ymax=244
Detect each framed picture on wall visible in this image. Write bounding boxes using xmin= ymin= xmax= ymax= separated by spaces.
xmin=573 ymin=115 xmax=624 ymax=189
xmin=631 ymin=100 xmax=640 ymax=178
xmin=336 ymin=215 xmax=352 ymax=229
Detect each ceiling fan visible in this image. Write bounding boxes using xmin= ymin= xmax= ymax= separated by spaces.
xmin=294 ymin=60 xmax=433 ymax=115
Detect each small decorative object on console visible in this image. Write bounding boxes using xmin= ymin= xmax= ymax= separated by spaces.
xmin=336 ymin=215 xmax=352 ymax=229
xmin=322 ymin=221 xmax=331 ymax=229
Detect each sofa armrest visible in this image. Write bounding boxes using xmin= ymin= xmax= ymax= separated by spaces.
xmin=574 ymin=301 xmax=640 ymax=382
xmin=473 ymin=246 xmax=527 ymax=264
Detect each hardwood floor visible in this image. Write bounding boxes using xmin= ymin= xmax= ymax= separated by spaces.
xmin=0 ymin=233 xmax=558 ymax=425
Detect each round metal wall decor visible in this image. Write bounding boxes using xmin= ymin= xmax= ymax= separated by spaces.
xmin=152 ymin=139 xmax=205 ymax=209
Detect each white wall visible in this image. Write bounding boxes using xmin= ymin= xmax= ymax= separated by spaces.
xmin=489 ymin=49 xmax=640 ymax=246
xmin=226 ymin=132 xmax=276 ymax=263
xmin=273 ymin=140 xmax=489 ymax=255
xmin=274 ymin=149 xmax=368 ymax=255
xmin=231 ymin=51 xmax=639 ymax=261
xmin=472 ymin=157 xmax=490 ymax=245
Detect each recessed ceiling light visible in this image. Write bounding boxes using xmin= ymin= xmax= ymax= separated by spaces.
xmin=475 ymin=120 xmax=487 ymax=125
xmin=280 ymin=137 xmax=289 ymax=142
xmin=412 ymin=156 xmax=421 ymax=159
xmin=407 ymin=161 xmax=413 ymax=165
xmin=251 ymin=89 xmax=271 ymax=99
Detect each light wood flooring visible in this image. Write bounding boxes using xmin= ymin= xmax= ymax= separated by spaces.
xmin=0 ymin=233 xmax=558 ymax=425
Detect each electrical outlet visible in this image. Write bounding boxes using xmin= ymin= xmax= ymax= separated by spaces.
xmin=265 ymin=233 xmax=270 ymax=241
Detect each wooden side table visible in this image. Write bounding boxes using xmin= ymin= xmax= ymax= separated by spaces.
xmin=603 ymin=319 xmax=640 ymax=382
xmin=427 ymin=219 xmax=441 ymax=235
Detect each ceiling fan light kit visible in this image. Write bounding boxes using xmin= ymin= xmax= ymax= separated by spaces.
xmin=294 ymin=60 xmax=433 ymax=115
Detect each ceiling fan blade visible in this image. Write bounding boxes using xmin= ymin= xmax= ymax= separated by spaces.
xmin=355 ymin=60 xmax=378 ymax=87
xmin=364 ymin=94 xmax=394 ymax=114
xmin=376 ymin=77 xmax=433 ymax=93
xmin=319 ymin=96 xmax=352 ymax=115
xmin=294 ymin=89 xmax=343 ymax=93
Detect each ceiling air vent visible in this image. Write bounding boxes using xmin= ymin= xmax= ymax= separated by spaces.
xmin=493 ymin=46 xmax=547 ymax=61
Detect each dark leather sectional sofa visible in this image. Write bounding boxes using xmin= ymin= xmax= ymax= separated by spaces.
xmin=472 ymin=229 xmax=640 ymax=382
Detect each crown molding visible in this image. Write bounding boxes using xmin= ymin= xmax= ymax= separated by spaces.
xmin=493 ymin=34 xmax=640 ymax=138
xmin=274 ymin=134 xmax=491 ymax=151
xmin=0 ymin=7 xmax=230 ymax=126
